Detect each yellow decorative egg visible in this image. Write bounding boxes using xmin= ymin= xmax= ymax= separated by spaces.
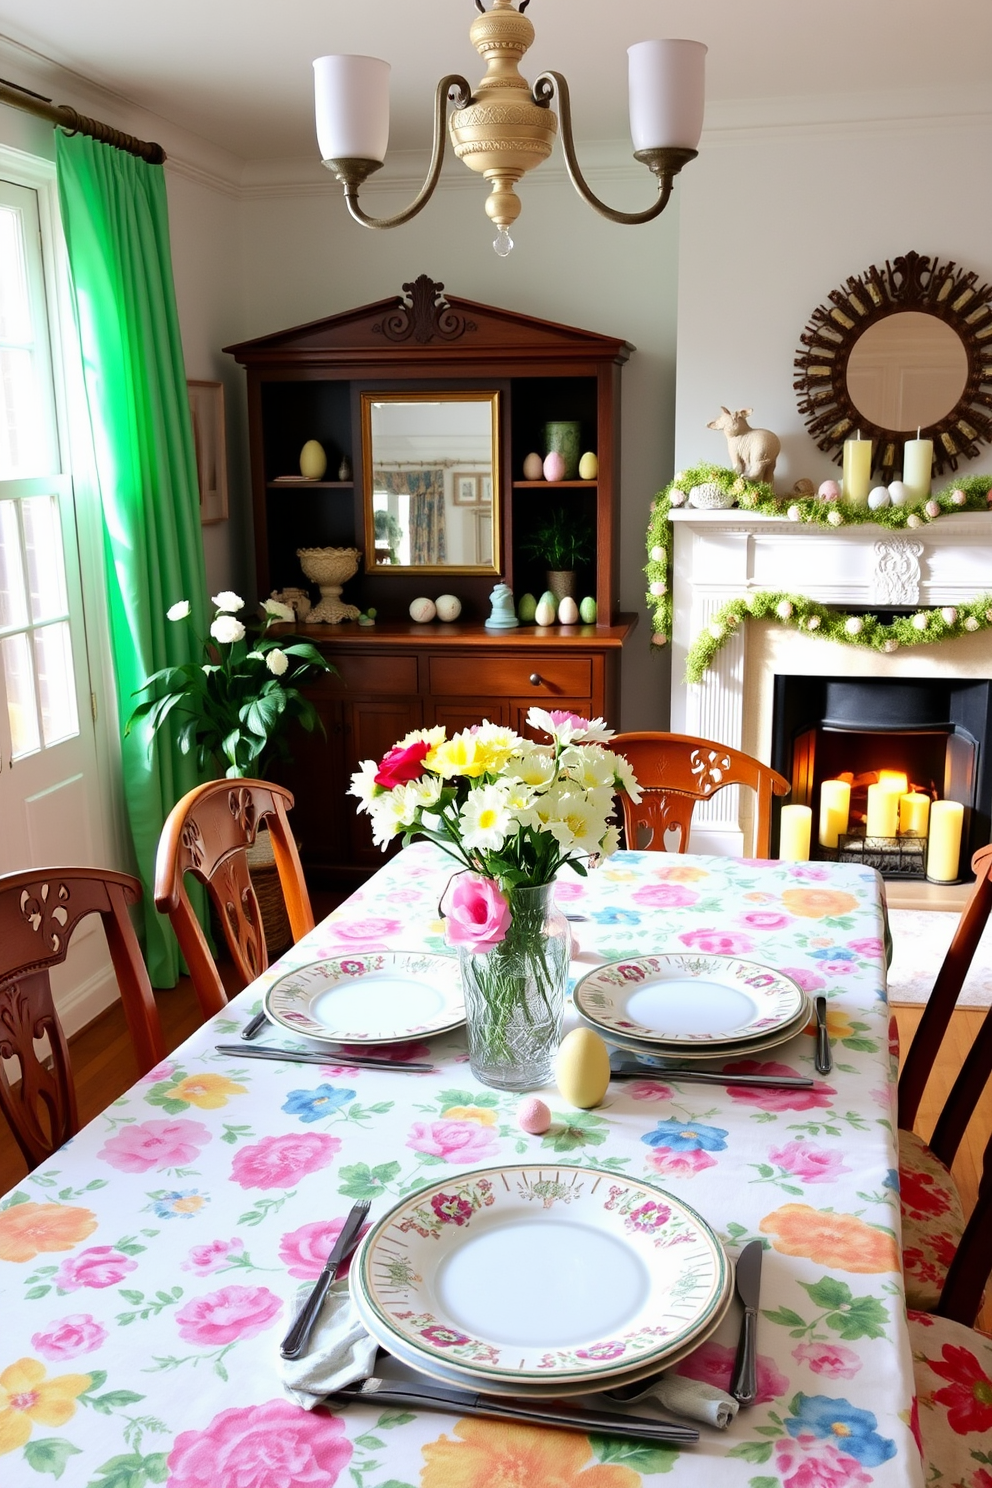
xmin=554 ymin=1027 xmax=612 ymax=1109
xmin=299 ymin=440 xmax=328 ymax=479
xmin=578 ymin=451 xmax=599 ymax=480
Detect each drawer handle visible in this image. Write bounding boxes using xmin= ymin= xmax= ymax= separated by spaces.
xmin=529 ymin=673 xmax=542 ymax=686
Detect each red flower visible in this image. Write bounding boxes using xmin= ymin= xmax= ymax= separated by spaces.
xmin=375 ymin=740 xmax=430 ymax=788
xmin=929 ymin=1343 xmax=992 ymax=1434
xmin=900 ymin=1168 xmax=951 ymax=1220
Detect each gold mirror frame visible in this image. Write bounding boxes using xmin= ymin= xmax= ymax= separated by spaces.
xmin=794 ymin=251 xmax=992 ymax=481
xmin=361 ymin=389 xmax=501 ymax=575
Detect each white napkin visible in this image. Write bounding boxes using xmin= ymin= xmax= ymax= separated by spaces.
xmin=279 ymin=1279 xmax=379 ymax=1410
xmin=601 ymin=1371 xmax=739 ymax=1429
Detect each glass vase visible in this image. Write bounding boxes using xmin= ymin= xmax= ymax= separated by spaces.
xmin=458 ymin=882 xmax=569 ymax=1091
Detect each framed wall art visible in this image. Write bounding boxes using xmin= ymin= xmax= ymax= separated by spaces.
xmin=187 ymin=379 xmax=229 ymax=524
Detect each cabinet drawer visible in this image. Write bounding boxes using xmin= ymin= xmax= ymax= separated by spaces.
xmin=315 ymin=654 xmax=418 ymax=695
xmin=429 ymin=654 xmax=591 ymax=699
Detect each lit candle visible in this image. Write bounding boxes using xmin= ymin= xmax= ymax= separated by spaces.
xmin=779 ymin=804 xmax=812 ymax=861
xmin=842 ymin=433 xmax=872 ymax=505
xmin=899 ymin=792 xmax=930 ymax=838
xmin=866 ymin=782 xmax=900 ymax=838
xmin=877 ymin=770 xmax=909 ymax=795
xmin=927 ymin=800 xmax=964 ymax=882
xmin=818 ymin=779 xmax=851 ymax=849
xmin=902 ymin=429 xmax=933 ymax=508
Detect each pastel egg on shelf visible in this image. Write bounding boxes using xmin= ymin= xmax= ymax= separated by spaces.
xmin=299 ymin=439 xmax=328 ymax=480
xmin=557 ymin=595 xmax=579 ymax=625
xmin=578 ymin=451 xmax=599 ymax=480
xmin=543 ymin=450 xmax=566 ymax=483
xmin=534 ymin=592 xmax=557 ymax=626
xmin=522 ymin=451 xmax=544 ymax=481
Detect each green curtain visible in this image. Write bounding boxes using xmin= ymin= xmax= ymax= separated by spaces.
xmin=56 ymin=131 xmax=207 ymax=986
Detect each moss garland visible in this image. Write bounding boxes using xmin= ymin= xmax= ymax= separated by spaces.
xmin=644 ymin=465 xmax=992 ymax=650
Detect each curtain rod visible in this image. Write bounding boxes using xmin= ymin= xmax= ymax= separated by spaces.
xmin=0 ymin=77 xmax=166 ymax=164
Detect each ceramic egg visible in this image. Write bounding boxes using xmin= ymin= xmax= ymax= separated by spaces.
xmin=409 ymin=597 xmax=436 ymax=623
xmin=435 ymin=594 xmax=461 ymax=622
xmin=534 ymin=592 xmax=557 ymax=627
xmin=299 ymin=439 xmax=328 ymax=480
xmin=888 ymin=481 xmax=909 ymax=507
xmin=817 ymin=479 xmax=840 ymax=502
xmin=951 ymin=488 xmax=968 ymax=506
xmin=555 ymin=1027 xmax=612 ymax=1109
xmin=867 ymin=486 xmax=890 ymax=510
xmin=517 ymin=592 xmax=538 ymax=623
xmin=579 ymin=596 xmax=597 ymax=623
xmin=543 ymin=451 xmax=566 ymax=483
xmin=557 ymin=595 xmax=579 ymax=625
xmin=517 ymin=1097 xmax=552 ymax=1135
xmin=523 ymin=451 xmax=544 ymax=481
xmin=925 ymin=500 xmax=941 ymax=519
xmin=578 ymin=451 xmax=599 ymax=480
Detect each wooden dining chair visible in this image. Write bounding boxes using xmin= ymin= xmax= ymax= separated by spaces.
xmin=154 ymin=779 xmax=314 ymax=1019
xmin=896 ymin=842 xmax=992 ymax=1312
xmin=0 ymin=867 xmax=165 ymax=1169
xmin=610 ymin=732 xmax=790 ymax=858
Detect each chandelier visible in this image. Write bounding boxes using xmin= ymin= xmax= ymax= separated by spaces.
xmin=313 ymin=0 xmax=705 ymax=256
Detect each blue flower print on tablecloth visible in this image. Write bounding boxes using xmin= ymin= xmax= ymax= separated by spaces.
xmin=641 ymin=1117 xmax=728 ymax=1177
xmin=785 ymin=1393 xmax=897 ymax=1467
xmin=809 ymin=946 xmax=859 ymax=975
xmin=282 ymin=1086 xmax=357 ymax=1123
xmin=590 ymin=907 xmax=642 ymax=925
xmin=148 ymin=1190 xmax=210 ymax=1220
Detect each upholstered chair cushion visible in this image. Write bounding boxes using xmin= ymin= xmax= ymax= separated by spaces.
xmin=899 ymin=1128 xmax=966 ymax=1311
xmin=909 ymin=1309 xmax=992 ymax=1479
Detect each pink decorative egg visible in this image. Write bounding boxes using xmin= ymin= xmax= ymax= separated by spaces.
xmin=517 ymin=1097 xmax=552 ymax=1134
xmin=543 ymin=451 xmax=566 ymax=483
xmin=818 ymin=480 xmax=840 ymax=501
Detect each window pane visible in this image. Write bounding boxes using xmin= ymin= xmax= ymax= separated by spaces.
xmin=33 ymin=621 xmax=78 ymax=747
xmin=0 ymin=205 xmax=32 ymax=344
xmin=0 ymin=347 xmax=47 ymax=479
xmin=1 ymin=629 xmax=40 ymax=757
xmin=0 ymin=497 xmax=28 ymax=629
xmin=22 ymin=495 xmax=68 ymax=622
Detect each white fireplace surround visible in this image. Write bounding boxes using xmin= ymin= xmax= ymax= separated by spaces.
xmin=669 ymin=509 xmax=992 ymax=857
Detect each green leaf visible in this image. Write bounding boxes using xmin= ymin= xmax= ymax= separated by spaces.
xmin=93 ymin=1390 xmax=145 ymax=1409
xmin=589 ymin=1436 xmax=681 ymax=1473
xmin=827 ymin=1296 xmax=889 ymax=1341
xmin=354 ymin=1434 xmax=386 ymax=1450
xmin=338 ymin=1162 xmax=399 ymax=1199
xmin=85 ymin=1371 xmax=108 ymax=1392
xmin=25 ymin=1285 xmax=52 ymax=1300
xmin=85 ymin=1450 xmax=149 ymax=1488
xmin=0 ymin=1189 xmax=31 ymax=1209
xmin=143 ymin=1454 xmax=169 ymax=1483
xmin=436 ymin=1088 xmax=498 ymax=1109
xmin=802 ymin=1277 xmax=853 ymax=1310
xmin=23 ymin=1438 xmax=82 ymax=1478
xmin=728 ymin=1441 xmax=774 ymax=1464
xmin=119 ymin=1290 xmax=145 ymax=1305
xmin=762 ymin=1306 xmax=806 ymax=1328
xmin=749 ymin=1478 xmax=780 ymax=1488
xmin=376 ymin=1413 xmax=416 ymax=1430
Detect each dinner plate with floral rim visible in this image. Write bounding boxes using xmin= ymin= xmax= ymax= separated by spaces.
xmin=572 ymin=954 xmax=806 ymax=1046
xmin=351 ymin=1163 xmax=729 ymax=1386
xmin=582 ymin=995 xmax=813 ymax=1063
xmin=263 ymin=951 xmax=464 ymax=1044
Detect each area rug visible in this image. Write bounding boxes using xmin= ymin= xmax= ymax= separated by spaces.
xmin=887 ymin=907 xmax=992 ymax=1006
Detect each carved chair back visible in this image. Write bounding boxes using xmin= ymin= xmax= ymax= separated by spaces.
xmin=154 ymin=780 xmax=314 ymax=1019
xmin=0 ymin=868 xmax=164 ymax=1169
xmin=610 ymin=732 xmax=791 ymax=858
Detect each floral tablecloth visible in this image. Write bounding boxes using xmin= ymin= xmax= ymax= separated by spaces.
xmin=0 ymin=846 xmax=925 ymax=1488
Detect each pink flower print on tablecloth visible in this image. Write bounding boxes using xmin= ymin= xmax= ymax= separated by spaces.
xmin=553 ymin=878 xmax=585 ymax=903
xmin=230 ymin=1132 xmax=341 ymax=1190
xmin=677 ymin=1339 xmax=788 ymax=1405
xmin=98 ymin=1118 xmax=212 ymax=1173
xmin=645 ymin=1147 xmax=718 ymax=1179
xmin=631 ymin=883 xmax=700 ymax=909
xmin=167 ymin=1398 xmax=352 ymax=1488
xmin=31 ymin=1314 xmax=108 ymax=1360
xmin=725 ymin=1060 xmax=836 ymax=1111
xmin=181 ymin=1239 xmax=245 ymax=1276
xmin=677 ymin=927 xmax=755 ymax=955
xmin=849 ymin=937 xmax=885 ymax=960
xmin=787 ymin=863 xmax=833 ymax=881
xmin=773 ymin=1434 xmax=872 ymax=1488
xmin=140 ymin=1061 xmax=176 ymax=1083
xmin=53 ymin=1246 xmax=138 ymax=1292
xmin=279 ymin=1216 xmax=371 ymax=1280
xmin=407 ymin=1119 xmax=500 ymax=1163
xmin=778 ymin=966 xmax=827 ymax=994
xmin=793 ymin=1341 xmax=862 ymax=1380
xmin=627 ymin=1080 xmax=675 ymax=1102
xmin=769 ymin=1140 xmax=852 ymax=1184
xmin=175 ymin=1284 xmax=283 ymax=1346
xmin=325 ymin=917 xmax=403 ymax=942
xmin=738 ymin=910 xmax=791 ymax=931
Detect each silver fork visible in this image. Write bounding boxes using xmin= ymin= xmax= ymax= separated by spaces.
xmin=280 ymin=1199 xmax=371 ymax=1359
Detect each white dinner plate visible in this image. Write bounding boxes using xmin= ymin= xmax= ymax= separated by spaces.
xmin=352 ymin=1163 xmax=729 ymax=1386
xmin=585 ymin=995 xmax=813 ymax=1064
xmin=573 ymin=954 xmax=806 ymax=1046
xmin=263 ymin=951 xmax=464 ymax=1044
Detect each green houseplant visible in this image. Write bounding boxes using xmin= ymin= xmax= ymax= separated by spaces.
xmin=519 ymin=507 xmax=595 ymax=601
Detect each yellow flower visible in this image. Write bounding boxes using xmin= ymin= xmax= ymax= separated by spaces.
xmin=0 ymin=1203 xmax=97 ymax=1264
xmin=0 ymin=1358 xmax=91 ymax=1455
xmin=602 ymin=869 xmax=636 ymax=882
xmin=651 ymin=864 xmax=709 ymax=883
xmin=442 ymin=1107 xmax=498 ymax=1126
xmin=170 ymin=1073 xmax=247 ymax=1109
xmin=802 ymin=1009 xmax=856 ymax=1041
xmin=170 ymin=1194 xmax=207 ymax=1216
xmin=426 ymin=733 xmax=488 ymax=779
xmin=421 ymin=1417 xmax=640 ymax=1488
xmin=781 ymin=888 xmax=860 ymax=920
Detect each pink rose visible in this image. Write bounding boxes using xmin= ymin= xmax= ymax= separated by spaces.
xmin=631 ymin=883 xmax=699 ymax=909
xmin=725 ymin=1060 xmax=836 ymax=1111
xmin=779 ymin=966 xmax=827 ymax=993
xmin=769 ymin=1140 xmax=851 ymax=1183
xmin=98 ymin=1117 xmax=212 ymax=1173
xmin=553 ymin=879 xmax=585 ymax=903
xmin=645 ymin=1147 xmax=718 ymax=1179
xmin=375 ymin=738 xmax=430 ymax=788
xmin=739 ymin=910 xmax=790 ymax=930
xmin=793 ymin=1341 xmax=862 ymax=1379
xmin=31 ymin=1313 xmax=107 ymax=1360
xmin=142 ymin=1061 xmax=176 ymax=1083
xmin=774 ymin=1435 xmax=872 ymax=1488
xmin=279 ymin=1217 xmax=370 ymax=1280
xmin=167 ymin=1398 xmax=352 ymax=1488
xmin=628 ymin=1080 xmax=675 ymax=1101
xmin=848 ymin=937 xmax=884 ymax=959
xmin=788 ymin=864 xmax=832 ymax=880
xmin=443 ymin=874 xmax=511 ymax=952
xmin=175 ymin=1284 xmax=283 ymax=1346
xmin=819 ymin=961 xmax=856 ymax=977
xmin=182 ymin=1239 xmax=245 ymax=1275
xmin=407 ymin=1118 xmax=500 ymax=1163
xmin=678 ymin=927 xmax=755 ymax=955
xmin=327 ymin=917 xmax=402 ymax=942
xmin=678 ymin=1340 xmax=788 ymax=1405
xmin=54 ymin=1246 xmax=138 ymax=1292
xmin=231 ymin=1132 xmax=341 ymax=1189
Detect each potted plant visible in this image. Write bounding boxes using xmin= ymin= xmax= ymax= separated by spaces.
xmin=519 ymin=506 xmax=595 ymax=601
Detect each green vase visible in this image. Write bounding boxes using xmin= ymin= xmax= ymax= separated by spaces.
xmin=544 ymin=421 xmax=582 ymax=480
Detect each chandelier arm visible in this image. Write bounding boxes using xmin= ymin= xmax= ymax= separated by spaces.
xmin=335 ymin=74 xmax=473 ymax=230
xmin=533 ymin=71 xmax=693 ymax=226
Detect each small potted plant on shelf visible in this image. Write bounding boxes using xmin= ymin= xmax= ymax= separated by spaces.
xmin=519 ymin=506 xmax=595 ymax=601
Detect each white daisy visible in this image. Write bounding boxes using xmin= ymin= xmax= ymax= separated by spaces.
xmin=459 ymin=783 xmax=512 ymax=852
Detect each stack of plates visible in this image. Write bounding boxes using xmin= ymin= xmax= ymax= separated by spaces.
xmin=263 ymin=951 xmax=464 ymax=1044
xmin=573 ymin=953 xmax=810 ymax=1063
xmin=349 ymin=1163 xmax=733 ymax=1399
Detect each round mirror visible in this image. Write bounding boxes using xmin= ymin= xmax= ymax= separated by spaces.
xmin=846 ymin=312 xmax=968 ymax=432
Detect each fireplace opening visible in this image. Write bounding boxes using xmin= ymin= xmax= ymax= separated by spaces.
xmin=770 ymin=676 xmax=992 ymax=880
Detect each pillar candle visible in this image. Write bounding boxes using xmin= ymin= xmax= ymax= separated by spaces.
xmin=899 ymin=792 xmax=931 ymax=838
xmin=818 ymin=779 xmax=851 ymax=849
xmin=779 ymin=804 xmax=812 ymax=862
xmin=866 ymin=782 xmax=900 ymax=838
xmin=902 ymin=436 xmax=933 ymax=507
xmin=842 ymin=435 xmax=872 ymax=505
xmin=927 ymin=800 xmax=964 ymax=882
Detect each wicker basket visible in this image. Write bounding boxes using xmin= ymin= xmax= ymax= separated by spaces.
xmin=245 ymin=826 xmax=293 ymax=958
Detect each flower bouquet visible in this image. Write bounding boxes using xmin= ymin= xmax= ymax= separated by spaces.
xmin=350 ymin=708 xmax=640 ymax=1089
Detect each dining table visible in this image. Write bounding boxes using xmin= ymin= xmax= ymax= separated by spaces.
xmin=0 ymin=843 xmax=923 ymax=1488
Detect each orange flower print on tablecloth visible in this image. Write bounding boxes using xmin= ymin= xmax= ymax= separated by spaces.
xmin=649 ymin=863 xmax=709 ymax=883
xmin=0 ymin=1204 xmax=97 ymax=1264
xmin=440 ymin=1106 xmax=498 ymax=1126
xmin=170 ymin=1073 xmax=247 ymax=1109
xmin=780 ymin=888 xmax=860 ymax=919
xmin=0 ymin=1357 xmax=91 ymax=1454
xmin=421 ymin=1418 xmax=641 ymax=1488
xmin=760 ymin=1204 xmax=899 ymax=1273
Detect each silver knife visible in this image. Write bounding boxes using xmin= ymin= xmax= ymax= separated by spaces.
xmin=280 ymin=1199 xmax=371 ymax=1359
xmin=814 ymin=995 xmax=832 ymax=1074
xmin=333 ymin=1375 xmax=699 ymax=1442
xmin=241 ymin=1010 xmax=268 ymax=1040
xmin=730 ymin=1240 xmax=763 ymax=1406
xmin=610 ymin=1060 xmax=813 ymax=1089
xmin=215 ymin=1043 xmax=434 ymax=1072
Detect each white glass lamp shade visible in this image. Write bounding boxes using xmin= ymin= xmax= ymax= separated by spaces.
xmin=628 ymin=39 xmax=706 ymax=152
xmin=313 ymin=55 xmax=390 ymax=163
